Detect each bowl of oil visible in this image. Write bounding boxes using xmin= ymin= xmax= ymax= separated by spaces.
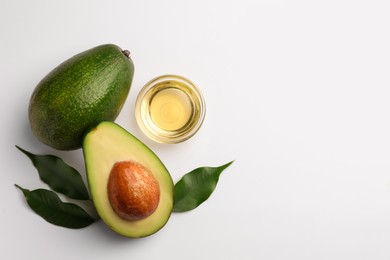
xmin=135 ymin=75 xmax=206 ymax=144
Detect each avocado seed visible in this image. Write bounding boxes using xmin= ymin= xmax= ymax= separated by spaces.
xmin=107 ymin=161 xmax=160 ymax=221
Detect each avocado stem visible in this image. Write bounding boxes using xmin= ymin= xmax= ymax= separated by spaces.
xmin=122 ymin=50 xmax=131 ymax=58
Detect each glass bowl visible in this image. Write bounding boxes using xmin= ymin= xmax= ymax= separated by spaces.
xmin=135 ymin=74 xmax=206 ymax=144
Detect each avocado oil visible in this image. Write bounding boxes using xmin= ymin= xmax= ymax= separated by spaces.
xmin=135 ymin=75 xmax=205 ymax=144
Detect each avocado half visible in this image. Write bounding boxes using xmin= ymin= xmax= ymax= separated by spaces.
xmin=82 ymin=121 xmax=174 ymax=237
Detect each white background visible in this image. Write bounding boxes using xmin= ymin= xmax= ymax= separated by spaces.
xmin=1 ymin=0 xmax=390 ymax=259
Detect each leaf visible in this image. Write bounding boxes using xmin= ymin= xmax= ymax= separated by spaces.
xmin=16 ymin=146 xmax=90 ymax=200
xmin=15 ymin=185 xmax=97 ymax=229
xmin=173 ymin=161 xmax=234 ymax=212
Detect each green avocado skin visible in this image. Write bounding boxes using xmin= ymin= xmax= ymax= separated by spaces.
xmin=28 ymin=44 xmax=134 ymax=150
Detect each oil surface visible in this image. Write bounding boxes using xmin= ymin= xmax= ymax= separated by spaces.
xmin=149 ymin=88 xmax=192 ymax=131
xmin=135 ymin=75 xmax=205 ymax=144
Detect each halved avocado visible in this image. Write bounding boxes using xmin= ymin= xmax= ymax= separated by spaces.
xmin=82 ymin=121 xmax=174 ymax=237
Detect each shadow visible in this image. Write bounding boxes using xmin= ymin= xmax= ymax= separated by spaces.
xmin=90 ymin=220 xmax=158 ymax=246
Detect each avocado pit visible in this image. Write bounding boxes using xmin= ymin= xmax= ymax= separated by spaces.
xmin=107 ymin=161 xmax=160 ymax=221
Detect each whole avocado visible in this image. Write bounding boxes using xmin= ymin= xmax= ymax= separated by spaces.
xmin=28 ymin=44 xmax=134 ymax=150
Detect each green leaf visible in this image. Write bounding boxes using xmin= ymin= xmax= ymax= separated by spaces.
xmin=16 ymin=146 xmax=90 ymax=200
xmin=173 ymin=161 xmax=234 ymax=212
xmin=15 ymin=184 xmax=96 ymax=229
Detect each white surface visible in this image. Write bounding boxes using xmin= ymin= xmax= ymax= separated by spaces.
xmin=2 ymin=0 xmax=390 ymax=259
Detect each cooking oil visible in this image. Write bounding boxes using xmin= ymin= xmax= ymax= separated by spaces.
xmin=149 ymin=87 xmax=192 ymax=131
xmin=135 ymin=75 xmax=205 ymax=144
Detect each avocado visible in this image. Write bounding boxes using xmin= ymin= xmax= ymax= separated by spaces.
xmin=28 ymin=44 xmax=134 ymax=150
xmin=82 ymin=121 xmax=174 ymax=237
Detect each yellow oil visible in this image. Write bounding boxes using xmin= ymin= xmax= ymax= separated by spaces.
xmin=135 ymin=75 xmax=205 ymax=143
xmin=149 ymin=88 xmax=192 ymax=131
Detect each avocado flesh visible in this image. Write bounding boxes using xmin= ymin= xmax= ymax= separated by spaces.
xmin=29 ymin=44 xmax=134 ymax=150
xmin=82 ymin=121 xmax=174 ymax=237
